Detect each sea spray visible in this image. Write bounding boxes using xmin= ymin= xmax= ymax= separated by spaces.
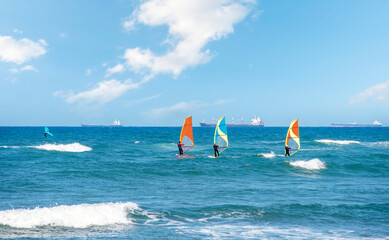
xmin=289 ymin=158 xmax=326 ymax=170
xmin=30 ymin=142 xmax=92 ymax=152
xmin=0 ymin=202 xmax=139 ymax=228
xmin=1 ymin=126 xmax=388 ymax=239
xmin=315 ymin=139 xmax=360 ymax=145
xmin=258 ymin=151 xmax=276 ymax=159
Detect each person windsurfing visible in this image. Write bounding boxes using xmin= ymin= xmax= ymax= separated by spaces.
xmin=178 ymin=141 xmax=185 ymax=155
xmin=44 ymin=127 xmax=53 ymax=138
xmin=213 ymin=143 xmax=219 ymax=157
xmin=285 ymin=145 xmax=291 ymax=156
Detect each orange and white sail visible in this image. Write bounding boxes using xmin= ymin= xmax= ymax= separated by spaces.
xmin=180 ymin=116 xmax=194 ymax=153
xmin=285 ymin=119 xmax=300 ymax=156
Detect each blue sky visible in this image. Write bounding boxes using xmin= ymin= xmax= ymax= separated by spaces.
xmin=0 ymin=0 xmax=388 ymax=126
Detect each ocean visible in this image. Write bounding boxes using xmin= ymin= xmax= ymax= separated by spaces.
xmin=0 ymin=126 xmax=388 ymax=239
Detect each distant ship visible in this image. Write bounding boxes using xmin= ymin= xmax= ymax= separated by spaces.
xmin=331 ymin=120 xmax=382 ymax=128
xmin=200 ymin=117 xmax=264 ymax=127
xmin=81 ymin=120 xmax=123 ymax=127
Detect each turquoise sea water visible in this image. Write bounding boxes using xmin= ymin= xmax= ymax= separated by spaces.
xmin=0 ymin=127 xmax=388 ymax=239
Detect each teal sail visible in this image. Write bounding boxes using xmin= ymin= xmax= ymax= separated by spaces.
xmin=45 ymin=127 xmax=53 ymax=137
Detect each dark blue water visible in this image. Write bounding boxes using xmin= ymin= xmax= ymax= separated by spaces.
xmin=0 ymin=127 xmax=388 ymax=239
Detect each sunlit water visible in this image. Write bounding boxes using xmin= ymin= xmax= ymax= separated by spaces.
xmin=0 ymin=127 xmax=388 ymax=239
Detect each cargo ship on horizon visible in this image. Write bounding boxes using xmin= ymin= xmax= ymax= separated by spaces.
xmin=200 ymin=117 xmax=264 ymax=127
xmin=81 ymin=120 xmax=123 ymax=127
xmin=331 ymin=120 xmax=382 ymax=128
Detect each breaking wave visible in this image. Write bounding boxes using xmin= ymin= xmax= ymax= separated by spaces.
xmin=364 ymin=141 xmax=389 ymax=147
xmin=258 ymin=151 xmax=276 ymax=159
xmin=176 ymin=224 xmax=354 ymax=239
xmin=30 ymin=143 xmax=92 ymax=152
xmin=289 ymin=158 xmax=326 ymax=170
xmin=315 ymin=139 xmax=360 ymax=145
xmin=0 ymin=202 xmax=139 ymax=228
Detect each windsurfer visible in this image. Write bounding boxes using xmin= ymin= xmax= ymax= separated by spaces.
xmin=44 ymin=131 xmax=47 ymax=138
xmin=213 ymin=143 xmax=219 ymax=157
xmin=178 ymin=141 xmax=184 ymax=155
xmin=285 ymin=145 xmax=291 ymax=156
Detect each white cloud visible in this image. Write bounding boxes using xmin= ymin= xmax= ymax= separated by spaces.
xmin=124 ymin=94 xmax=161 ymax=107
xmin=122 ymin=0 xmax=254 ymax=80
xmin=86 ymin=68 xmax=92 ymax=76
xmin=13 ymin=29 xmax=23 ymax=35
xmin=106 ymin=63 xmax=125 ymax=77
xmin=59 ymin=33 xmax=67 ymax=38
xmin=54 ymin=79 xmax=139 ymax=104
xmin=9 ymin=65 xmax=38 ymax=73
xmin=133 ymin=94 xmax=160 ymax=103
xmin=123 ymin=17 xmax=137 ymax=31
xmin=9 ymin=68 xmax=18 ymax=73
xmin=144 ymin=100 xmax=208 ymax=117
xmin=214 ymin=98 xmax=235 ymax=105
xmin=38 ymin=39 xmax=47 ymax=46
xmin=349 ymin=80 xmax=389 ymax=104
xmin=20 ymin=65 xmax=37 ymax=72
xmin=0 ymin=36 xmax=47 ymax=64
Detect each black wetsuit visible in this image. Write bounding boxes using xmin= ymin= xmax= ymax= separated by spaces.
xmin=285 ymin=146 xmax=291 ymax=156
xmin=213 ymin=145 xmax=219 ymax=157
xmin=44 ymin=132 xmax=47 ymax=138
xmin=178 ymin=143 xmax=184 ymax=155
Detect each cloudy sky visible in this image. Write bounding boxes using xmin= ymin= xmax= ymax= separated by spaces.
xmin=0 ymin=0 xmax=388 ymax=126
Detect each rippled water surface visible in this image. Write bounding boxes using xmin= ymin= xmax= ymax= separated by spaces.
xmin=0 ymin=127 xmax=388 ymax=239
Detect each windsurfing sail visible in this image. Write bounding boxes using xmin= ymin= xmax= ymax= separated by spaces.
xmin=285 ymin=119 xmax=300 ymax=156
xmin=179 ymin=116 xmax=194 ymax=153
xmin=45 ymin=126 xmax=53 ymax=137
xmin=214 ymin=116 xmax=228 ymax=154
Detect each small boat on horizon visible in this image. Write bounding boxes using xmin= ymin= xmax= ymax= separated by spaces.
xmin=331 ymin=120 xmax=382 ymax=128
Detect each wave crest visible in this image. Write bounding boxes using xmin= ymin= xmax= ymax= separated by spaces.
xmin=289 ymin=158 xmax=326 ymax=170
xmin=366 ymin=141 xmax=389 ymax=147
xmin=0 ymin=202 xmax=139 ymax=228
xmin=31 ymin=143 xmax=92 ymax=152
xmin=315 ymin=139 xmax=360 ymax=145
xmin=258 ymin=151 xmax=276 ymax=159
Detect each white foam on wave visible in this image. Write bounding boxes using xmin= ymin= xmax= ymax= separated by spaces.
xmin=258 ymin=151 xmax=276 ymax=159
xmin=176 ymin=224 xmax=353 ymax=239
xmin=30 ymin=142 xmax=92 ymax=152
xmin=0 ymin=146 xmax=20 ymax=149
xmin=134 ymin=141 xmax=140 ymax=144
xmin=289 ymin=158 xmax=326 ymax=170
xmin=365 ymin=141 xmax=389 ymax=147
xmin=315 ymin=139 xmax=360 ymax=145
xmin=0 ymin=202 xmax=139 ymax=228
xmin=300 ymin=148 xmax=333 ymax=151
